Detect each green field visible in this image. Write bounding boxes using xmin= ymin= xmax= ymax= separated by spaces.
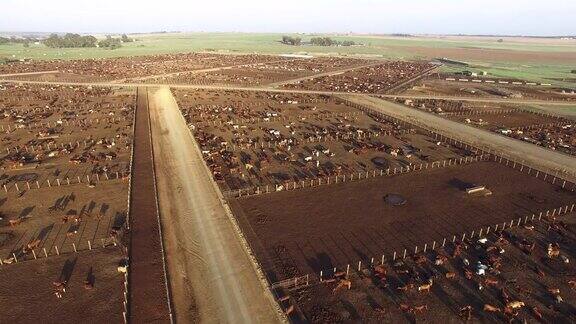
xmin=1 ymin=32 xmax=574 ymax=86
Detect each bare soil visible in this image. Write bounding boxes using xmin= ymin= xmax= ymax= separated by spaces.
xmin=290 ymin=215 xmax=576 ymax=323
xmin=0 ymin=247 xmax=126 ymax=323
xmin=127 ymin=88 xmax=171 ymax=322
xmin=231 ymin=160 xmax=576 ymax=281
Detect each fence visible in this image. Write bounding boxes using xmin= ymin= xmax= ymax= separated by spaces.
xmin=271 ymin=203 xmax=576 ymax=290
xmin=0 ymin=170 xmax=130 ymax=194
xmin=343 ymin=97 xmax=576 ymax=180
xmin=2 ymin=137 xmax=131 ymax=155
xmin=0 ymin=237 xmax=120 ymax=266
xmin=226 ymin=154 xmax=491 ymax=199
xmin=0 ymin=116 xmax=129 ymax=132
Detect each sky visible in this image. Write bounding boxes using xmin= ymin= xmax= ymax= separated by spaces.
xmin=2 ymin=0 xmax=575 ymax=36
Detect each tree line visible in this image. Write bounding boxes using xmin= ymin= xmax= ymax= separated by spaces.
xmin=281 ymin=36 xmax=357 ymax=47
xmin=0 ymin=37 xmax=39 ymax=45
xmin=42 ymin=33 xmax=133 ymax=50
xmin=44 ymin=33 xmax=98 ymax=48
xmin=281 ymin=36 xmax=301 ymax=46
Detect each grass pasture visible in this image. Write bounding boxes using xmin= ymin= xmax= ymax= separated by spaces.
xmin=1 ymin=32 xmax=575 ymax=86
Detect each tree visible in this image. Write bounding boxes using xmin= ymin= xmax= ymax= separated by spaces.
xmin=43 ymin=33 xmax=97 ymax=48
xmin=98 ymin=36 xmax=122 ymax=49
xmin=310 ymin=37 xmax=335 ymax=46
xmin=281 ymin=35 xmax=301 ymax=46
xmin=121 ymin=34 xmax=133 ymax=42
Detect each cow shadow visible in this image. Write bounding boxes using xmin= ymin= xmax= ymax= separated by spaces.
xmin=59 ymin=257 xmax=77 ymax=283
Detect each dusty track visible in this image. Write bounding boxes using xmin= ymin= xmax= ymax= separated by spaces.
xmin=0 ymin=70 xmax=59 ymax=77
xmin=343 ymin=95 xmax=576 ymax=179
xmin=266 ymin=61 xmax=383 ymax=87
xmin=1 ymin=78 xmax=573 ymax=107
xmin=129 ymin=88 xmax=172 ymax=322
xmin=149 ymin=87 xmax=285 ymax=323
xmin=111 ymin=58 xmax=297 ymax=83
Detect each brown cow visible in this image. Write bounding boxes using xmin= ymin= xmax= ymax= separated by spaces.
xmin=484 ymin=278 xmax=499 ymax=287
xmin=483 ymin=304 xmax=501 ymax=313
xmin=418 ymin=279 xmax=433 ymax=293
xmin=445 ymin=272 xmax=456 ymax=279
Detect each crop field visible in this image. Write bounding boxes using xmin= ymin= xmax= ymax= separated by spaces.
xmin=0 ymin=84 xmax=133 ymax=322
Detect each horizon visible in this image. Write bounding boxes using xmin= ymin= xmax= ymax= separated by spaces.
xmin=2 ymin=31 xmax=576 ymax=38
xmin=2 ymin=0 xmax=575 ymax=36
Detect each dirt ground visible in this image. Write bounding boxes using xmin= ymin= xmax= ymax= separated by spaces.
xmin=231 ymin=160 xmax=576 ymax=281
xmin=0 ymin=180 xmax=128 ymax=261
xmin=396 ymin=97 xmax=576 ymax=155
xmin=0 ymin=53 xmax=286 ymax=82
xmin=288 ymin=214 xmax=576 ymax=323
xmin=127 ymin=88 xmax=171 ymax=322
xmin=153 ymin=57 xmax=371 ymax=86
xmin=285 ymin=61 xmax=435 ymax=94
xmin=0 ymin=247 xmax=126 ymax=323
xmin=0 ymin=83 xmax=134 ymax=322
xmin=174 ymin=90 xmax=472 ymax=192
xmin=149 ymin=87 xmax=282 ymax=323
xmin=449 ymin=111 xmax=563 ymax=130
xmin=403 ymin=78 xmax=576 ymax=101
xmin=346 ymin=95 xmax=576 ymax=180
xmin=395 ymin=45 xmax=576 ymax=64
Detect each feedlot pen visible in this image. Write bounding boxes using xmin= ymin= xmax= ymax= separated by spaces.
xmin=231 ymin=159 xmax=576 ymax=281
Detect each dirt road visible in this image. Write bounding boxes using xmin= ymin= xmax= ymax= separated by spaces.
xmin=1 ymin=78 xmax=573 ymax=108
xmin=112 ymin=58 xmax=297 ymax=84
xmin=343 ymin=95 xmax=576 ymax=178
xmin=0 ymin=70 xmax=58 ymax=77
xmin=266 ymin=61 xmax=383 ymax=87
xmin=148 ymin=87 xmax=284 ymax=323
